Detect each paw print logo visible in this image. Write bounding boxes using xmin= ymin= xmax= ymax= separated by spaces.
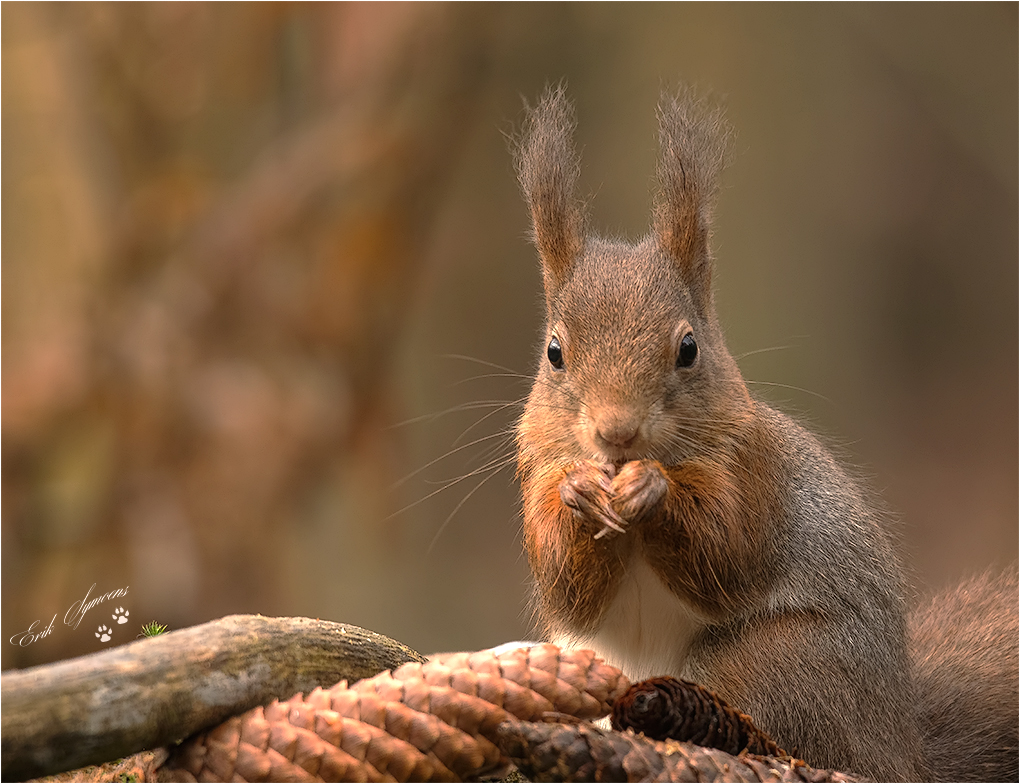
xmin=95 ymin=625 xmax=112 ymax=643
xmin=112 ymin=607 xmax=130 ymax=625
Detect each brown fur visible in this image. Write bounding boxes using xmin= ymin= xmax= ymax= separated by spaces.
xmin=653 ymin=87 xmax=732 ymax=311
xmin=513 ymin=85 xmax=1018 ymax=781
xmin=910 ymin=570 xmax=1019 ymax=782
xmin=521 ymin=461 xmax=631 ymax=632
xmin=513 ymin=84 xmax=586 ymax=299
xmin=647 ymin=416 xmax=785 ymax=618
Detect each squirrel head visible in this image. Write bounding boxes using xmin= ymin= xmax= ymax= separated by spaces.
xmin=514 ymin=85 xmax=752 ymax=467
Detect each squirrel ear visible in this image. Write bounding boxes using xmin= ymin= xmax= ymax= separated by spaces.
xmin=514 ymin=84 xmax=585 ymax=298
xmin=653 ymin=88 xmax=732 ymax=309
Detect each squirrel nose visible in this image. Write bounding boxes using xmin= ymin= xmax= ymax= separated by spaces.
xmin=594 ymin=414 xmax=642 ymax=449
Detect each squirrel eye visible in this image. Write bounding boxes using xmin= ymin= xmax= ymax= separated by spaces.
xmin=547 ymin=336 xmax=564 ymax=370
xmin=676 ymin=333 xmax=698 ymax=368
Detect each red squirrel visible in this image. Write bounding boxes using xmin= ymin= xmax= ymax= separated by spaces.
xmin=513 ymin=85 xmax=1018 ymax=781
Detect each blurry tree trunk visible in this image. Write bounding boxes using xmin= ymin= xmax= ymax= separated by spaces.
xmin=2 ymin=2 xmax=492 ymax=669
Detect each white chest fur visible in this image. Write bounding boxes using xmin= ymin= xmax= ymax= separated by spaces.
xmin=552 ymin=557 xmax=707 ymax=682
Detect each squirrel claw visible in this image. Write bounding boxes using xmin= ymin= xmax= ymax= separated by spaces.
xmin=560 ymin=462 xmax=628 ymax=538
xmin=592 ymin=517 xmax=626 ymax=539
xmin=611 ymin=460 xmax=668 ymax=524
xmin=592 ymin=510 xmax=627 ymax=539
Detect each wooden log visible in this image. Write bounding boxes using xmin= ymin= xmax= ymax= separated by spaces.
xmin=1 ymin=615 xmax=425 ymax=780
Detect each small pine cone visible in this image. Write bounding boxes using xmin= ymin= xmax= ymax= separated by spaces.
xmin=611 ymin=676 xmax=784 ymax=757
xmin=160 ymin=644 xmax=628 ymax=782
xmin=495 ymin=721 xmax=857 ymax=783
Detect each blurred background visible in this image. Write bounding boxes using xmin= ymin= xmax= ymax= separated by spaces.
xmin=3 ymin=3 xmax=1016 ymax=669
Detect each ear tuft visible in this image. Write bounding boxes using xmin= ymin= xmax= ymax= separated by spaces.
xmin=654 ymin=87 xmax=733 ymax=305
xmin=513 ymin=84 xmax=585 ymax=298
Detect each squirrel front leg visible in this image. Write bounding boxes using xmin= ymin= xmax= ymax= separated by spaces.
xmin=523 ymin=450 xmax=776 ymax=632
xmin=521 ymin=460 xmax=632 ymax=633
xmin=610 ymin=458 xmax=775 ymax=618
xmin=560 ymin=461 xmax=628 ymax=538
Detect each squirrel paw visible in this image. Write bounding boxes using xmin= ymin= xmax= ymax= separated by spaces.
xmin=611 ymin=460 xmax=668 ymax=524
xmin=560 ymin=461 xmax=627 ymax=539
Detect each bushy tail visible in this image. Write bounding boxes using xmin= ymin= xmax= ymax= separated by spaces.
xmin=910 ymin=568 xmax=1018 ymax=782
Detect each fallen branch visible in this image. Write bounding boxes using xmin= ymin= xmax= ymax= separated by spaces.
xmin=1 ymin=615 xmax=424 ymax=780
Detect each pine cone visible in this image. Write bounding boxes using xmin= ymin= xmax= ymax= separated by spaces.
xmin=495 ymin=720 xmax=857 ymax=783
xmin=611 ymin=676 xmax=784 ymax=757
xmin=160 ymin=644 xmax=630 ymax=782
